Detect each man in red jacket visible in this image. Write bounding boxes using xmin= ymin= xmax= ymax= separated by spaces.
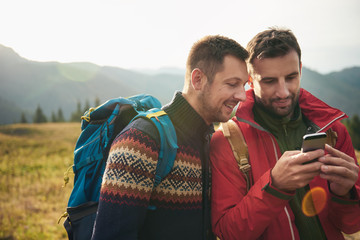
xmin=210 ymin=28 xmax=360 ymax=240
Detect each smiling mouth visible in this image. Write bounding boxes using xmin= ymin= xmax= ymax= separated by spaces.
xmin=273 ymin=99 xmax=291 ymax=108
xmin=225 ymin=102 xmax=237 ymax=111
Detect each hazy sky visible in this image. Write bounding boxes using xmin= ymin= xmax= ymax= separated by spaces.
xmin=1 ymin=0 xmax=359 ymax=74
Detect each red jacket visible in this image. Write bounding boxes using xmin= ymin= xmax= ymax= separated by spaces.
xmin=210 ymin=88 xmax=360 ymax=240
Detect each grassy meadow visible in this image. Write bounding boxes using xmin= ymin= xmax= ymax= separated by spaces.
xmin=0 ymin=123 xmax=359 ymax=239
xmin=0 ymin=123 xmax=79 ymax=240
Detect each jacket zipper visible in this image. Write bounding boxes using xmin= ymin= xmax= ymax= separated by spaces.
xmin=284 ymin=206 xmax=296 ymax=240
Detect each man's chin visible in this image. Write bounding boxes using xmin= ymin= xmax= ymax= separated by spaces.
xmin=257 ymin=99 xmax=295 ymax=119
xmin=217 ymin=114 xmax=232 ymax=123
xmin=274 ymin=108 xmax=292 ymax=118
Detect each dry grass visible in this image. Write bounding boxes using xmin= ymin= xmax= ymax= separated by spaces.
xmin=0 ymin=123 xmax=80 ymax=240
xmin=0 ymin=123 xmax=359 ymax=239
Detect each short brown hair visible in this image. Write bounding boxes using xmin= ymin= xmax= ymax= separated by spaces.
xmin=186 ymin=35 xmax=248 ymax=83
xmin=247 ymin=27 xmax=301 ymax=67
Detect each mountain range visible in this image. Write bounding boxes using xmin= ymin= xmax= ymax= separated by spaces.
xmin=0 ymin=44 xmax=359 ymax=125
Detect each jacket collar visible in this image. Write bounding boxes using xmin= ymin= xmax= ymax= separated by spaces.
xmin=236 ymin=88 xmax=347 ymax=131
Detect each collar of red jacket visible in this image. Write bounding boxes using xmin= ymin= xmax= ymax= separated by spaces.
xmin=236 ymin=88 xmax=347 ymax=131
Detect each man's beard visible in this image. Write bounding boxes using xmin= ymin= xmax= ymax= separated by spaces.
xmin=197 ymin=87 xmax=227 ymax=123
xmin=254 ymin=94 xmax=299 ymax=119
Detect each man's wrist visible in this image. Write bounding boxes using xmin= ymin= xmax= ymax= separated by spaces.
xmin=329 ymin=183 xmax=357 ymax=200
xmin=270 ymin=169 xmax=293 ymax=193
xmin=269 ymin=169 xmax=295 ymax=196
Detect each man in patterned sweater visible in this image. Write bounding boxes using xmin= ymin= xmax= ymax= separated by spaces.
xmin=91 ymin=35 xmax=249 ymax=240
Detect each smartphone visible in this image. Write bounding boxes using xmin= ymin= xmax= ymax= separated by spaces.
xmin=301 ymin=132 xmax=327 ymax=164
xmin=301 ymin=132 xmax=327 ymax=152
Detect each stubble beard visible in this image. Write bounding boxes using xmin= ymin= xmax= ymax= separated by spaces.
xmin=255 ymin=93 xmax=299 ymax=119
xmin=198 ymin=89 xmax=227 ymax=124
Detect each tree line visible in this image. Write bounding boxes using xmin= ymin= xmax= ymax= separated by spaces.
xmin=21 ymin=97 xmax=101 ymax=124
xmin=342 ymin=115 xmax=360 ymax=150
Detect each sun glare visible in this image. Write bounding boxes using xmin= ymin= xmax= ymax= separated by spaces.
xmin=301 ymin=186 xmax=327 ymax=217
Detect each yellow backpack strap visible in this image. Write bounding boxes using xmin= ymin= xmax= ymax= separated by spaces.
xmin=220 ymin=119 xmax=252 ymax=192
xmin=146 ymin=110 xmax=167 ymax=119
xmin=325 ymin=128 xmax=338 ymax=147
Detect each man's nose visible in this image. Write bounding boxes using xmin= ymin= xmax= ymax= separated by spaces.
xmin=276 ymin=79 xmax=290 ymax=98
xmin=234 ymin=86 xmax=247 ymax=102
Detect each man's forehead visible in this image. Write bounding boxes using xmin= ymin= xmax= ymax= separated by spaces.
xmin=250 ymin=51 xmax=301 ymax=77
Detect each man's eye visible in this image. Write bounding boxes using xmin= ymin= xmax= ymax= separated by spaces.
xmin=227 ymin=82 xmax=238 ymax=87
xmin=286 ymin=75 xmax=297 ymax=81
xmin=262 ymin=79 xmax=274 ymax=84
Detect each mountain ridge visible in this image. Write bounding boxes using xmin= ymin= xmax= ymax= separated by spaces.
xmin=0 ymin=43 xmax=359 ymax=124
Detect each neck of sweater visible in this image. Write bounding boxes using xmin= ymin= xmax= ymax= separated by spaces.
xmin=163 ymin=91 xmax=214 ymax=139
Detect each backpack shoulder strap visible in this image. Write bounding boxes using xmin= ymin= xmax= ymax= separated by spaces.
xmin=135 ymin=109 xmax=178 ymax=188
xmin=220 ymin=119 xmax=252 ymax=192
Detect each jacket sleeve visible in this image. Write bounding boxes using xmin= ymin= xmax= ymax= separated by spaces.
xmin=326 ymin=123 xmax=360 ymax=234
xmin=91 ymin=123 xmax=160 ymax=240
xmin=210 ymin=130 xmax=294 ymax=240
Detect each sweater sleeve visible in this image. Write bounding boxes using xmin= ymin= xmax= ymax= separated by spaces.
xmin=210 ymin=130 xmax=294 ymax=240
xmin=91 ymin=120 xmax=160 ymax=240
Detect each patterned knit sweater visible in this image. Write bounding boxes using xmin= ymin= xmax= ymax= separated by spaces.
xmin=91 ymin=92 xmax=214 ymax=240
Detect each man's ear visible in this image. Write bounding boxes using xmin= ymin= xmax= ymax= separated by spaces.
xmin=248 ymin=75 xmax=254 ymax=88
xmin=191 ymin=68 xmax=206 ymax=90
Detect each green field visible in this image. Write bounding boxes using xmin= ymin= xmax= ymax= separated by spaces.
xmin=0 ymin=123 xmax=359 ymax=239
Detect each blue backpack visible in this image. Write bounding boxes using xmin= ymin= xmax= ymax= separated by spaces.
xmin=60 ymin=94 xmax=178 ymax=240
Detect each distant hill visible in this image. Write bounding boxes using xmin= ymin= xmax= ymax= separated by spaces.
xmin=0 ymin=44 xmax=183 ymax=124
xmin=300 ymin=67 xmax=360 ymax=118
xmin=0 ymin=43 xmax=359 ymax=124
